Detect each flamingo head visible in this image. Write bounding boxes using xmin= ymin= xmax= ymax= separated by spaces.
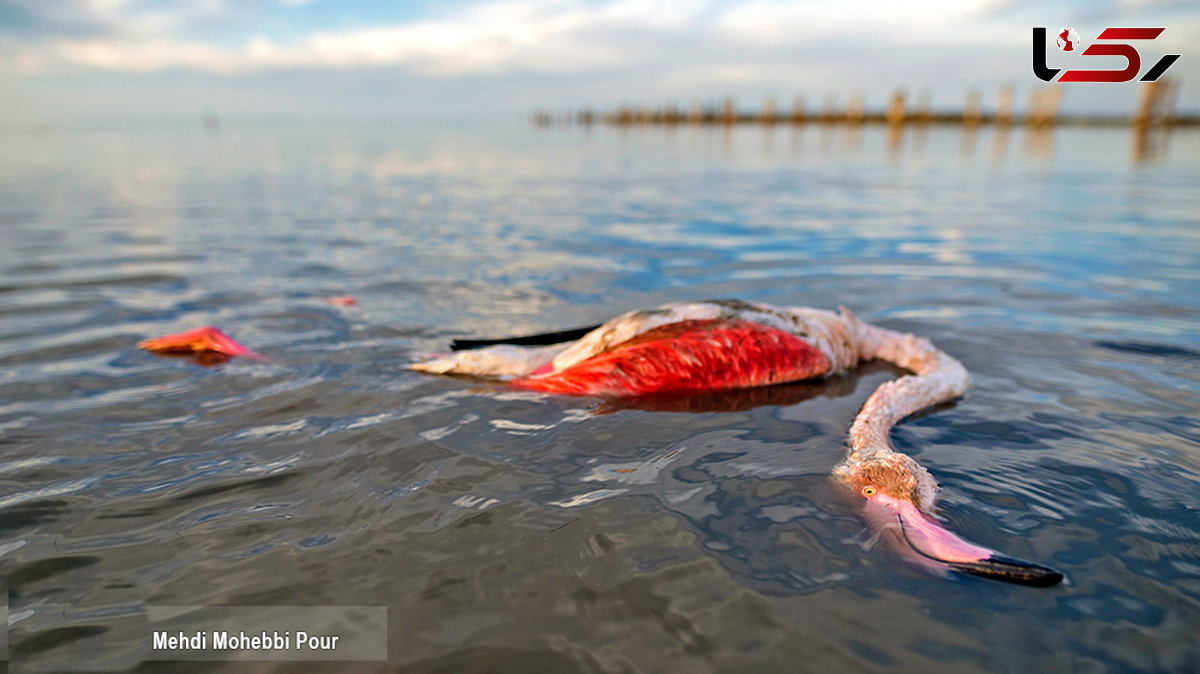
xmin=835 ymin=452 xmax=1064 ymax=587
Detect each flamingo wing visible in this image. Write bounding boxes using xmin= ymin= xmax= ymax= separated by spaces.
xmin=513 ymin=319 xmax=831 ymax=396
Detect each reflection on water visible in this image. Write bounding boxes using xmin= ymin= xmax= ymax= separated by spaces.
xmin=1 ymin=120 xmax=1198 ymax=672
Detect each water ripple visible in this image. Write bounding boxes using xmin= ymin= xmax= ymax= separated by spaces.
xmin=2 ymin=122 xmax=1198 ymax=672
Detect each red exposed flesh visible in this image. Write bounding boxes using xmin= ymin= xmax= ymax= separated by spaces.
xmin=513 ymin=319 xmax=830 ymax=396
xmin=138 ymin=326 xmax=262 ymax=360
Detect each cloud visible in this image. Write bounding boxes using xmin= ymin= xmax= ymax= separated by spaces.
xmin=270 ymin=1 xmax=635 ymax=74
xmin=715 ymin=0 xmax=1019 ymax=48
xmin=2 ymin=0 xmax=709 ymax=74
xmin=53 ymin=37 xmax=240 ymax=72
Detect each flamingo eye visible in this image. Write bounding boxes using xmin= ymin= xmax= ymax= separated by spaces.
xmin=861 ymin=486 xmax=877 ymax=497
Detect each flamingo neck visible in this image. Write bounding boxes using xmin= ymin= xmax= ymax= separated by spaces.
xmin=845 ymin=317 xmax=970 ymax=462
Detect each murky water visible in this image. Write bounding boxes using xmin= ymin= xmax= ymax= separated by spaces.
xmin=2 ymin=119 xmax=1199 ymax=672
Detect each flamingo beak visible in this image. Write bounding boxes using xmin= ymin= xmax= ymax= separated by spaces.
xmin=866 ymin=494 xmax=1064 ymax=587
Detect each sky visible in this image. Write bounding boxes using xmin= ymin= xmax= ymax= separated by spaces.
xmin=0 ymin=0 xmax=1197 ymax=125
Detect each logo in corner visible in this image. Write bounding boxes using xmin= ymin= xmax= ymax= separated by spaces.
xmin=1033 ymin=26 xmax=1181 ymax=83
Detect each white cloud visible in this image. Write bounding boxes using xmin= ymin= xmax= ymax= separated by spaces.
xmin=716 ymin=0 xmax=1017 ymax=48
xmin=296 ymin=1 xmax=623 ymax=73
xmin=6 ymin=0 xmax=708 ymax=74
xmin=54 ymin=38 xmax=240 ymax=72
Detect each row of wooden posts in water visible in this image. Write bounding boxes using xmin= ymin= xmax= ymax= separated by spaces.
xmin=533 ymin=81 xmax=1187 ymax=130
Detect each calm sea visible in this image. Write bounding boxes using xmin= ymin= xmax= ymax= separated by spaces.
xmin=2 ymin=119 xmax=1199 ymax=672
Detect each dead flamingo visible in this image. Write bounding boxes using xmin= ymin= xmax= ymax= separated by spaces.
xmin=412 ymin=299 xmax=1064 ymax=586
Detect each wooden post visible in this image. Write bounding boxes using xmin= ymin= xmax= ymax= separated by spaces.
xmin=1133 ymin=80 xmax=1169 ymax=128
xmin=914 ymin=90 xmax=931 ymax=125
xmin=1133 ymin=79 xmax=1178 ymax=162
xmin=887 ymin=90 xmax=907 ymax=127
xmin=820 ymin=94 xmax=835 ymax=124
xmin=846 ymin=93 xmax=865 ymax=125
xmin=964 ymin=89 xmax=982 ymax=127
xmin=761 ymin=96 xmax=776 ymax=125
xmin=996 ymin=84 xmax=1014 ymax=126
xmin=1029 ymin=86 xmax=1063 ymax=128
xmin=790 ymin=96 xmax=805 ymax=124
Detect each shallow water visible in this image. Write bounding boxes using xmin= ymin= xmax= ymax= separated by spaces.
xmin=2 ymin=119 xmax=1199 ymax=672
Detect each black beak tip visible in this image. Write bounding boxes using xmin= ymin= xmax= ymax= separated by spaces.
xmin=948 ymin=554 xmax=1065 ymax=587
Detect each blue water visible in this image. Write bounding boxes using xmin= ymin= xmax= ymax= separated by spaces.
xmin=1 ymin=119 xmax=1199 ymax=672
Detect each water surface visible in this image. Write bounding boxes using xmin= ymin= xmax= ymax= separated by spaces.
xmin=2 ymin=119 xmax=1199 ymax=672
